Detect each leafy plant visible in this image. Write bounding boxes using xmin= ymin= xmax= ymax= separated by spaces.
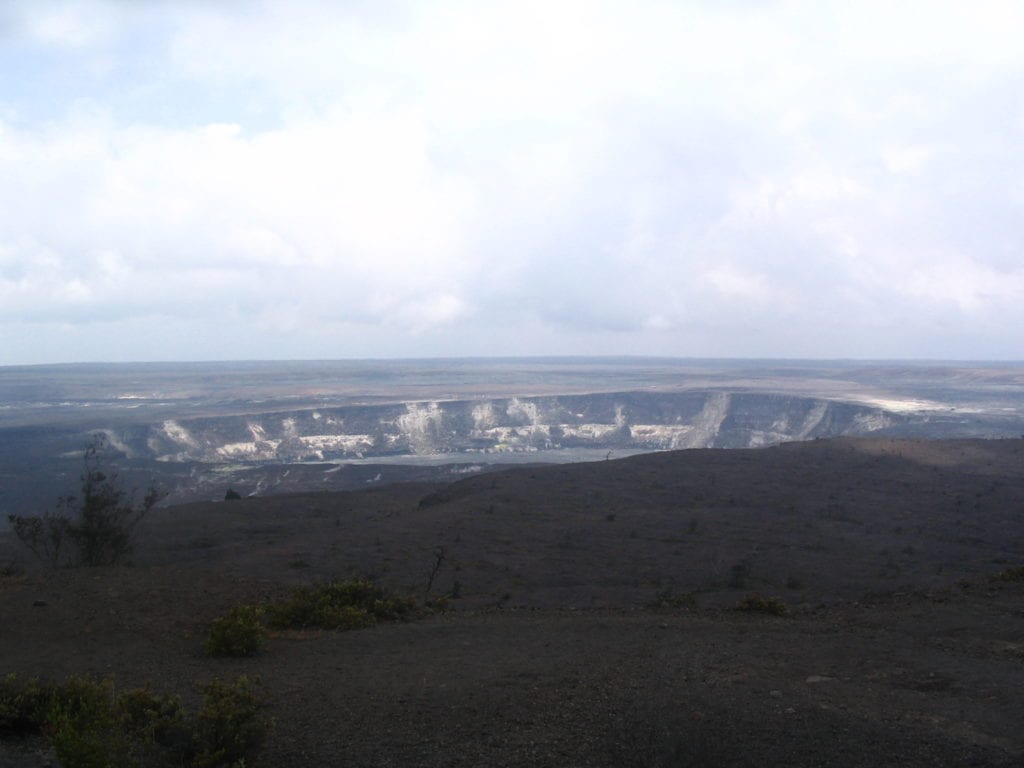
xmin=205 ymin=606 xmax=266 ymax=658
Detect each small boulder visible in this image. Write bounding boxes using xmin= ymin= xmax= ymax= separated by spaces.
xmin=805 ymin=675 xmax=836 ymax=684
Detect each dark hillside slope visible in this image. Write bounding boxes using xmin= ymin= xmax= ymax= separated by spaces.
xmin=122 ymin=437 xmax=1024 ymax=610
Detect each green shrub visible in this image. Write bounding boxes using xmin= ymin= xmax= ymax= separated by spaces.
xmin=191 ymin=676 xmax=270 ymax=768
xmin=117 ymin=687 xmax=190 ymax=758
xmin=1 ymin=675 xmax=122 ymax=750
xmin=205 ymin=606 xmax=266 ymax=657
xmin=264 ymin=579 xmax=414 ymax=631
xmin=44 ymin=677 xmax=126 ymax=768
xmin=0 ymin=674 xmax=267 ymax=768
xmin=47 ymin=707 xmax=123 ymax=768
xmin=0 ymin=674 xmax=51 ymax=735
xmin=735 ymin=594 xmax=789 ymax=616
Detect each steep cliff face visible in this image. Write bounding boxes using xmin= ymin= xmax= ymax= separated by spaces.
xmin=120 ymin=391 xmax=903 ymax=463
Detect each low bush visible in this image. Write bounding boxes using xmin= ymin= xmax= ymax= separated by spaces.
xmin=0 ymin=675 xmax=134 ymax=768
xmin=0 ymin=674 xmax=51 ymax=736
xmin=0 ymin=674 xmax=269 ymax=768
xmin=206 ymin=605 xmax=266 ymax=657
xmin=191 ymin=676 xmax=270 ymax=768
xmin=264 ymin=579 xmax=415 ymax=631
xmin=735 ymin=594 xmax=789 ymax=616
xmin=46 ymin=677 xmax=124 ymax=768
xmin=117 ymin=687 xmax=191 ymax=760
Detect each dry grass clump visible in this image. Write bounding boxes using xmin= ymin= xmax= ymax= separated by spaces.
xmin=989 ymin=565 xmax=1024 ymax=583
xmin=735 ymin=594 xmax=789 ymax=616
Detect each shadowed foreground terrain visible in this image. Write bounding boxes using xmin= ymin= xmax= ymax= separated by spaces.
xmin=2 ymin=437 xmax=1023 ymax=766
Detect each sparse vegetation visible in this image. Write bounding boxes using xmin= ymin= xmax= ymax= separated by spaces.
xmin=264 ymin=579 xmax=415 ymax=631
xmin=201 ymin=580 xmax=417 ymax=654
xmin=735 ymin=594 xmax=789 ymax=616
xmin=647 ymin=587 xmax=696 ymax=611
xmin=3 ymin=434 xmax=1024 ymax=765
xmin=0 ymin=673 xmax=268 ymax=768
xmin=423 ymin=545 xmax=446 ymax=602
xmin=7 ymin=435 xmax=162 ymax=567
xmin=989 ymin=565 xmax=1024 ymax=582
xmin=424 ymin=594 xmax=451 ymax=612
xmin=205 ymin=605 xmax=266 ymax=658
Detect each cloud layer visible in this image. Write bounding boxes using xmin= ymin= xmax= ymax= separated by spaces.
xmin=2 ymin=0 xmax=1023 ymax=362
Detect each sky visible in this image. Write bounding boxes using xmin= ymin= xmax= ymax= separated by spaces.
xmin=1 ymin=0 xmax=1022 ymax=364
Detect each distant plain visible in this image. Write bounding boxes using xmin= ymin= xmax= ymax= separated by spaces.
xmin=2 ymin=358 xmax=1023 ymax=519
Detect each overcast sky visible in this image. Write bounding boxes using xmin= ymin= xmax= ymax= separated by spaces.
xmin=1 ymin=1 xmax=1022 ymax=364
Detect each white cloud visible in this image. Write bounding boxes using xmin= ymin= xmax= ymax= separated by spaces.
xmin=906 ymin=260 xmax=1024 ymax=313
xmin=0 ymin=105 xmax=478 ymax=329
xmin=1 ymin=0 xmax=1023 ymax=362
xmin=704 ymin=264 xmax=770 ymax=301
xmin=881 ymin=144 xmax=943 ymax=175
xmin=22 ymin=1 xmax=116 ymax=48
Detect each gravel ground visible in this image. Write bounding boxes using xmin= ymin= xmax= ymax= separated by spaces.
xmin=2 ymin=437 xmax=1023 ymax=766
